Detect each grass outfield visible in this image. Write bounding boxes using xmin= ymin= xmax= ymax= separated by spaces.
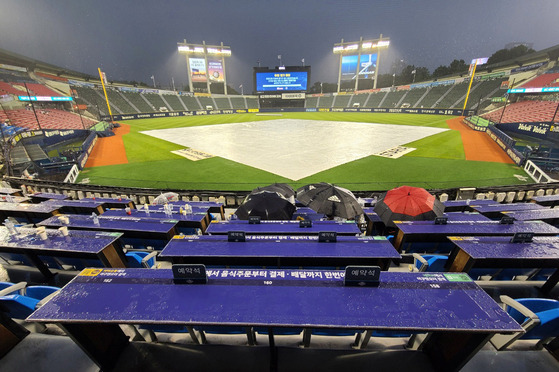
xmin=77 ymin=112 xmax=530 ymax=191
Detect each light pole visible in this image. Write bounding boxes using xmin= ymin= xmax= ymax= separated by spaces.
xmin=320 ymin=83 xmax=323 ymax=94
xmin=150 ymin=75 xmax=156 ymax=88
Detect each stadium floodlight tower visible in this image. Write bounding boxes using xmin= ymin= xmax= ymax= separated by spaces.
xmin=333 ymin=35 xmax=390 ymax=93
xmin=177 ymin=39 xmax=231 ymax=95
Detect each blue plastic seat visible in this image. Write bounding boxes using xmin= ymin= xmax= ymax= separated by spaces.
xmin=301 ymin=328 xmax=359 ymax=347
xmin=125 ymin=251 xmax=158 ymax=268
xmin=530 ymin=268 xmax=557 ymax=281
xmin=412 ymin=254 xmax=448 ymax=272
xmin=491 ymin=296 xmax=559 ymax=350
xmin=0 ymin=283 xmax=59 ymax=319
xmin=492 ymin=268 xmax=539 ymax=281
xmin=194 ymin=325 xmax=257 ymax=345
xmin=0 ymin=282 xmax=23 ymax=294
xmin=53 ymin=257 xmax=104 ymax=271
xmin=137 ymin=323 xmax=195 ymax=342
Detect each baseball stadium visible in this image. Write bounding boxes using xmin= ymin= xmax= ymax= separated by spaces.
xmin=1 ymin=2 xmax=559 ymax=371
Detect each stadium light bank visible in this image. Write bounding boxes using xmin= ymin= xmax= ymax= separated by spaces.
xmin=177 ymin=39 xmax=232 ymax=95
xmin=333 ymin=35 xmax=390 ymax=92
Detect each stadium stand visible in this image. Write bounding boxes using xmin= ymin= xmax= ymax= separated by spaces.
xmin=72 ymin=86 xmax=109 ymax=116
xmin=0 ymin=69 xmax=35 ymax=84
xmin=381 ymin=90 xmax=407 ymax=108
xmin=419 ymin=85 xmax=452 ymax=108
xmin=305 ymin=96 xmax=318 ymax=108
xmin=246 ymin=97 xmax=259 ymax=109
xmin=436 ymin=82 xmax=470 ymax=109
xmin=104 ymin=89 xmax=136 ymax=114
xmin=121 ymin=91 xmax=153 ymax=113
xmin=25 ymin=83 xmax=61 ymax=97
xmin=399 ymin=86 xmax=428 ymax=108
xmin=482 ymin=100 xmax=559 ymax=123
xmin=179 ymin=95 xmax=202 ymax=110
xmin=0 ymin=82 xmax=25 ymax=96
xmin=520 ymin=73 xmax=559 ymax=88
xmin=317 ymin=95 xmax=334 ymax=108
xmin=34 ymin=72 xmax=69 ymax=82
xmin=460 ymin=78 xmax=508 ymax=110
xmin=364 ymin=91 xmax=387 ymax=108
xmin=2 ymin=109 xmax=96 ymax=130
xmin=143 ymin=93 xmax=170 ymax=112
xmin=332 ymin=94 xmax=351 ymax=108
xmin=348 ymin=93 xmax=368 ymax=108
xmin=229 ymin=96 xmax=247 ymax=109
xmin=213 ymin=97 xmax=232 ymax=109
xmin=197 ymin=96 xmax=216 ymax=109
xmin=161 ymin=94 xmax=186 ymax=111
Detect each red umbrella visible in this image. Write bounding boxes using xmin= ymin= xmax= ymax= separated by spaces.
xmin=374 ymin=186 xmax=445 ymax=227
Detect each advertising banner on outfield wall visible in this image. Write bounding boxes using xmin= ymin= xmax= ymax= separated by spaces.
xmin=486 ymin=126 xmax=525 ymax=165
xmin=102 ymin=107 xmax=473 ymax=122
xmin=496 ymin=122 xmax=559 ymax=145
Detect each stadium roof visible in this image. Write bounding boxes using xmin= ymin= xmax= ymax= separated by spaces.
xmin=479 ymin=43 xmax=559 ymax=72
xmin=0 ymin=47 xmax=96 ymax=80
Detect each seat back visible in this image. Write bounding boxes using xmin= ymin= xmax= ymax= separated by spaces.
xmin=25 ymin=286 xmax=60 ymax=301
xmin=508 ymin=298 xmax=559 ymax=340
xmin=0 ymin=295 xmax=40 ymax=319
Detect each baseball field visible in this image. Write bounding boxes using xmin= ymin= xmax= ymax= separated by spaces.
xmin=77 ymin=112 xmax=529 ymax=191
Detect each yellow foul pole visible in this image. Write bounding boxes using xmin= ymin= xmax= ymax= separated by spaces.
xmin=462 ymin=61 xmax=478 ymax=116
xmin=98 ymin=67 xmax=114 ymax=122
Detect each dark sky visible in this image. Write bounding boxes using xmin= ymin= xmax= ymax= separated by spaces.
xmin=0 ymin=0 xmax=557 ymax=92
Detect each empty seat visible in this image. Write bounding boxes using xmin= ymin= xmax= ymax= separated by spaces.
xmin=491 ymin=296 xmax=559 ymax=350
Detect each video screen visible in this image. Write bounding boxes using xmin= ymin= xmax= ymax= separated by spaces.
xmin=255 ymin=71 xmax=308 ymax=92
xmin=341 ymin=54 xmax=377 ymax=80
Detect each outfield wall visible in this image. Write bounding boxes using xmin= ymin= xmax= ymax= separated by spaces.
xmin=102 ymin=107 xmax=475 ymax=121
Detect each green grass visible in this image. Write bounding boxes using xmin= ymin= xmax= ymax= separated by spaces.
xmin=77 ymin=112 xmax=530 ymax=191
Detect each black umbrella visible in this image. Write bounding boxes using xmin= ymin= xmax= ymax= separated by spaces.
xmin=298 ymin=183 xmax=363 ymax=219
xmin=296 ymin=182 xmax=332 ymax=205
xmin=374 ymin=185 xmax=445 ymax=228
xmin=235 ymin=191 xmax=296 ymax=220
xmin=252 ymin=183 xmax=296 ymax=199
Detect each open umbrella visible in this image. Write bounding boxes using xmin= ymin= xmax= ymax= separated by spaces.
xmin=374 ymin=185 xmax=445 ymax=228
xmin=296 ymin=182 xmax=332 ymax=205
xmin=235 ymin=190 xmax=296 ymax=220
xmin=298 ymin=183 xmax=363 ymax=219
xmin=253 ymin=183 xmax=296 ymax=200
xmin=152 ymin=192 xmax=179 ymax=205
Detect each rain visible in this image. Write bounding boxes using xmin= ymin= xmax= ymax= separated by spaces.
xmin=0 ymin=0 xmax=557 ymax=92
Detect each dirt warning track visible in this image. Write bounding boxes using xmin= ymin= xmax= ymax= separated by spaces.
xmin=84 ymin=123 xmax=130 ymax=167
xmin=446 ymin=117 xmax=513 ymax=164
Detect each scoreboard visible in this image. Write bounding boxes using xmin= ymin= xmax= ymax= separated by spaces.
xmin=254 ymin=66 xmax=310 ymax=93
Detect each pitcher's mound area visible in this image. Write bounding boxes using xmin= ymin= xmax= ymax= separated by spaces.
xmin=141 ymin=119 xmax=447 ymax=180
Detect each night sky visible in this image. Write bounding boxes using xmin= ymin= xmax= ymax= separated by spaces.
xmin=0 ymin=0 xmax=557 ymax=92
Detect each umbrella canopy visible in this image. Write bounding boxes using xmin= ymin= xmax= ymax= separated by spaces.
xmin=152 ymin=192 xmax=179 ymax=205
xmin=253 ymin=183 xmax=296 ymax=200
xmin=298 ymin=183 xmax=363 ymax=219
xmin=374 ymin=186 xmax=445 ymax=228
xmin=235 ymin=191 xmax=296 ymax=220
xmin=296 ymin=182 xmax=333 ymax=205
